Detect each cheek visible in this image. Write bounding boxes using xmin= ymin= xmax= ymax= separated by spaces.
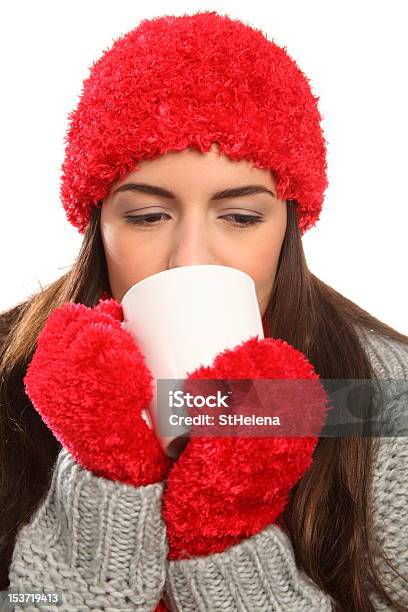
xmin=238 ymin=231 xmax=283 ymax=308
xmin=101 ymin=225 xmax=161 ymax=298
xmin=242 ymin=235 xmax=281 ymax=282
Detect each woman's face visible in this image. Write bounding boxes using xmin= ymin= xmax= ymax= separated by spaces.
xmin=100 ymin=144 xmax=287 ymax=317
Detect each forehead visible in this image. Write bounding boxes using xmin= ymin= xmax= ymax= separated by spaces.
xmin=114 ymin=145 xmax=276 ymax=191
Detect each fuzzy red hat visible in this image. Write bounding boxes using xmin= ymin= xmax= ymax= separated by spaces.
xmin=60 ymin=10 xmax=328 ymax=235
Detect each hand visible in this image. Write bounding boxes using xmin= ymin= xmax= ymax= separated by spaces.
xmin=24 ymin=297 xmax=172 ymax=486
xmin=161 ymin=335 xmax=329 ymax=559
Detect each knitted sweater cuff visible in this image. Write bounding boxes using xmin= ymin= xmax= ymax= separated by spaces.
xmin=164 ymin=523 xmax=333 ymax=612
xmin=8 ymin=447 xmax=167 ymax=612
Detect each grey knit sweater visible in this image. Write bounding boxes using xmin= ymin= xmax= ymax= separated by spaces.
xmin=4 ymin=328 xmax=408 ymax=611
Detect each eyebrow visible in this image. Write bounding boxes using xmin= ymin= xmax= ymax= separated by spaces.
xmin=112 ymin=182 xmax=276 ymax=200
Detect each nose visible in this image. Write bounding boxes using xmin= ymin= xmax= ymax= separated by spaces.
xmin=167 ymin=214 xmax=217 ymax=269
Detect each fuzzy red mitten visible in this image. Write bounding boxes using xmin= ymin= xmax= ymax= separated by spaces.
xmin=23 ymin=297 xmax=172 ymax=486
xmin=161 ymin=335 xmax=329 ymax=559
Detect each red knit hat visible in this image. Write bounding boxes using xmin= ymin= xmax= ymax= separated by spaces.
xmin=59 ymin=10 xmax=329 ymax=235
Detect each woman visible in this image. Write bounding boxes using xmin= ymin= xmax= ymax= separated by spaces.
xmin=1 ymin=11 xmax=407 ymax=612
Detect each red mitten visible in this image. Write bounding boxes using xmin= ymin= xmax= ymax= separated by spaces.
xmin=23 ymin=297 xmax=172 ymax=486
xmin=161 ymin=336 xmax=329 ymax=559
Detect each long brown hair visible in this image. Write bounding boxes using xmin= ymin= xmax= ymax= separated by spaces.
xmin=1 ymin=201 xmax=407 ymax=610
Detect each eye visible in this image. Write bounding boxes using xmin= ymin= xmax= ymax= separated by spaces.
xmin=221 ymin=214 xmax=264 ymax=228
xmin=124 ymin=213 xmax=169 ymax=225
xmin=124 ymin=213 xmax=264 ymax=228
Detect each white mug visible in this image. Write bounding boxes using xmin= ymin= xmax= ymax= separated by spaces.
xmin=121 ymin=264 xmax=264 ymax=458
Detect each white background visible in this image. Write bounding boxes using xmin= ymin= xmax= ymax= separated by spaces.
xmin=1 ymin=1 xmax=407 ymax=333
